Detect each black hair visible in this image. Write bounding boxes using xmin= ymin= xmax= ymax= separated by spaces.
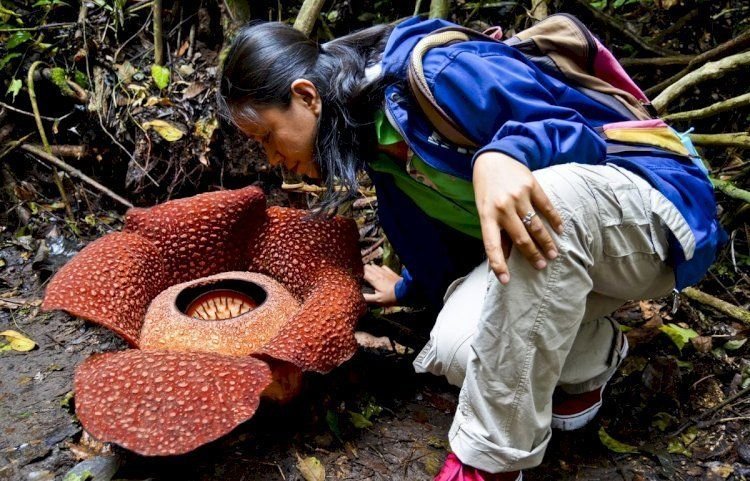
xmin=218 ymin=21 xmax=393 ymax=213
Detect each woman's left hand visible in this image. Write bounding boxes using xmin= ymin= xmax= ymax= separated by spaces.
xmin=473 ymin=151 xmax=564 ymax=284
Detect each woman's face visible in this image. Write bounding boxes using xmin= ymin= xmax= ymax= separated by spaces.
xmin=236 ymin=79 xmax=322 ymax=179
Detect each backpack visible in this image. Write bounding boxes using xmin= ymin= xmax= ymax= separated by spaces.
xmin=406 ymin=13 xmax=659 ymax=150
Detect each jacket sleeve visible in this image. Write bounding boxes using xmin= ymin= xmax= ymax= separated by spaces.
xmin=427 ymin=48 xmax=607 ymax=170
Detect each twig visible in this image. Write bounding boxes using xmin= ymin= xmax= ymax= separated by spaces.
xmin=662 ymin=93 xmax=750 ymax=122
xmin=653 ymin=51 xmax=750 ymax=113
xmin=27 ymin=61 xmax=74 ymax=222
xmin=0 ymin=101 xmax=62 ymax=122
xmin=689 ymin=132 xmax=750 ymax=149
xmin=711 ymin=178 xmax=750 ymax=204
xmin=29 ymin=144 xmax=89 ymax=159
xmin=153 ymin=0 xmax=164 ymax=65
xmin=573 ymin=0 xmax=678 ymax=56
xmin=19 ymin=144 xmax=134 ymax=209
xmin=0 ymin=22 xmax=75 ymax=32
xmin=619 ymin=55 xmax=693 ymax=67
xmin=646 ymin=29 xmax=750 ymax=98
xmin=293 ymin=0 xmax=326 ymax=36
xmin=670 ymin=384 xmax=750 ymax=436
xmin=682 ymin=287 xmax=750 ymax=326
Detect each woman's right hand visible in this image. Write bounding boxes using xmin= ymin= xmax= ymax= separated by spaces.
xmin=363 ymin=264 xmax=401 ymax=306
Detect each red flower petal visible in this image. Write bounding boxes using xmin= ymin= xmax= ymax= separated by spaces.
xmin=42 ymin=232 xmax=168 ymax=346
xmin=260 ymin=267 xmax=365 ymax=373
xmin=125 ymin=186 xmax=266 ymax=284
xmin=74 ymin=349 xmax=272 ymax=456
xmin=248 ymin=206 xmax=364 ymax=300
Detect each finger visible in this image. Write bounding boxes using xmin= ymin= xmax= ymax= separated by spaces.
xmin=479 ymin=212 xmax=510 ymax=284
xmin=524 ymin=212 xmax=558 ymax=260
xmin=508 ymin=210 xmax=547 ymax=269
xmin=363 ymin=264 xmax=379 ymax=284
xmin=530 ymin=182 xmax=563 ymax=234
xmin=363 ymin=292 xmax=379 ymax=304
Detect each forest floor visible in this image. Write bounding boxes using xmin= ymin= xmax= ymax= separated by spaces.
xmin=1 ymin=0 xmax=750 ymax=480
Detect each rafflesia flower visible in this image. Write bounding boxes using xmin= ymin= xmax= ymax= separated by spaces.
xmin=42 ymin=186 xmax=365 ymax=456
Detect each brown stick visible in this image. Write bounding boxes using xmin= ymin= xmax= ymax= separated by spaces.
xmin=30 ymin=144 xmax=89 ymax=159
xmin=662 ymin=93 xmax=750 ymax=122
xmin=574 ymin=0 xmax=679 ymax=56
xmin=648 ymin=7 xmax=699 ymax=45
xmin=682 ymin=287 xmax=750 ymax=326
xmin=645 ymin=29 xmax=750 ymax=98
xmin=653 ymin=51 xmax=750 ymax=113
xmin=20 ymin=144 xmax=134 ymax=209
xmin=688 ymin=132 xmax=750 ymax=149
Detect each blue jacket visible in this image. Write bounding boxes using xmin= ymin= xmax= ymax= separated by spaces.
xmin=372 ymin=17 xmax=725 ymax=307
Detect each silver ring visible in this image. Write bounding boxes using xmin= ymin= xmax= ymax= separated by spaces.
xmin=521 ymin=210 xmax=537 ymax=227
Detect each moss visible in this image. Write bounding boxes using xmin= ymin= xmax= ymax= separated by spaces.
xmin=48 ymin=67 xmax=74 ymax=97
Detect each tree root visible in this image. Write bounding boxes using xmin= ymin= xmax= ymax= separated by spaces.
xmin=646 ymin=29 xmax=750 ymax=98
xmin=653 ymin=51 xmax=750 ymax=113
xmin=663 ymin=93 xmax=750 ymax=122
xmin=689 ymin=132 xmax=750 ymax=149
xmin=711 ymin=178 xmax=750 ymax=204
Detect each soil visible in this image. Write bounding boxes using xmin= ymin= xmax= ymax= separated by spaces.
xmin=1 ymin=236 xmax=749 ymax=481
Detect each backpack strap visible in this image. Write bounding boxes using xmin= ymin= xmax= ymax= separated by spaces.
xmin=407 ymin=28 xmax=485 ymax=148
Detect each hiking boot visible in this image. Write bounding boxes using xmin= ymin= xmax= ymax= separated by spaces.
xmin=434 ymin=453 xmax=522 ymax=481
xmin=551 ymin=331 xmax=629 ymax=431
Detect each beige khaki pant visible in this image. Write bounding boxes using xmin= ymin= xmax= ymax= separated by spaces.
xmin=413 ymin=164 xmax=693 ymax=473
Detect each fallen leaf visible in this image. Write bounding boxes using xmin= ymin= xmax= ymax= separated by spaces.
xmin=176 ymin=40 xmax=190 ymax=57
xmin=142 ymin=119 xmax=185 ymax=142
xmin=723 ymin=338 xmax=746 ymax=351
xmin=0 ymin=330 xmax=37 ymax=351
xmin=183 ymin=82 xmax=208 ymax=100
xmin=599 ymin=427 xmax=638 ymax=454
xmin=296 ymin=454 xmax=325 ymax=481
xmin=691 ymin=335 xmax=713 ymax=353
xmin=178 ymin=64 xmax=195 ymax=77
xmin=659 ymin=323 xmax=698 ymax=351
xmin=349 ymin=411 xmax=373 ymax=429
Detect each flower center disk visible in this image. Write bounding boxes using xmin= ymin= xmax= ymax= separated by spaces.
xmin=185 ymin=289 xmax=257 ymax=320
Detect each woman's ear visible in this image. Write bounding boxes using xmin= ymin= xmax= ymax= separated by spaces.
xmin=291 ymin=79 xmax=321 ymax=117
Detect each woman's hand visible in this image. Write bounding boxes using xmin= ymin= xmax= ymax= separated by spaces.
xmin=363 ymin=264 xmax=401 ymax=306
xmin=473 ymin=151 xmax=563 ymax=284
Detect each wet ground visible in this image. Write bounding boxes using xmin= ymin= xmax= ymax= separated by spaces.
xmin=1 ymin=238 xmax=749 ymax=481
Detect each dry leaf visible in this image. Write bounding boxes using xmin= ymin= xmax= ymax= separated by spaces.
xmin=0 ymin=330 xmax=37 ymax=351
xmin=142 ymin=119 xmax=185 ymax=142
xmin=296 ymin=454 xmax=325 ymax=481
xmin=183 ymin=82 xmax=208 ymax=100
xmin=176 ymin=40 xmax=190 ymax=57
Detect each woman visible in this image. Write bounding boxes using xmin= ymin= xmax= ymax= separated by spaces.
xmin=218 ymin=16 xmax=724 ymax=481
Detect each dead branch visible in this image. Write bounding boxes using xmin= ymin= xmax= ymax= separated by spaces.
xmin=29 ymin=144 xmax=89 ymax=159
xmin=711 ymin=178 xmax=750 ymax=204
xmin=653 ymin=51 xmax=750 ymax=113
xmin=293 ymin=0 xmax=327 ymax=36
xmin=670 ymin=383 xmax=750 ymax=436
xmin=662 ymin=93 xmax=750 ymax=122
xmin=688 ymin=132 xmax=750 ymax=149
xmin=429 ymin=0 xmax=451 ymax=19
xmin=646 ymin=29 xmax=750 ymax=98
xmin=682 ymin=287 xmax=750 ymax=326
xmin=620 ymin=55 xmax=693 ymax=67
xmin=20 ymin=144 xmax=134 ymax=209
xmin=573 ymin=0 xmax=679 ymax=57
